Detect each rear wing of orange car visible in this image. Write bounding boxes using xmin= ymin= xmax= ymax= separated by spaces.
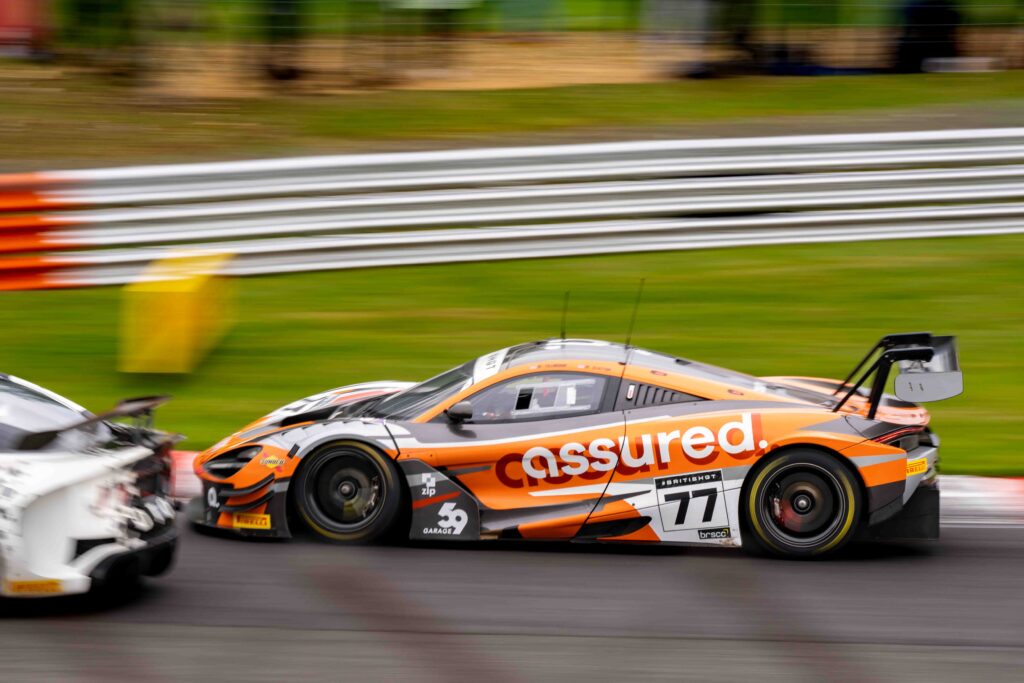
xmin=832 ymin=333 xmax=962 ymax=420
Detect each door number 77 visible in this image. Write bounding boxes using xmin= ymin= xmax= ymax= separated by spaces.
xmin=663 ymin=487 xmax=718 ymax=525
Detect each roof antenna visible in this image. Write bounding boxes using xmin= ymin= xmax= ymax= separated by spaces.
xmin=624 ymin=278 xmax=646 ymax=349
xmin=560 ymin=290 xmax=571 ymax=340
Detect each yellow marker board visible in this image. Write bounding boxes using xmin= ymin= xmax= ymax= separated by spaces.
xmin=120 ymin=253 xmax=235 ymax=374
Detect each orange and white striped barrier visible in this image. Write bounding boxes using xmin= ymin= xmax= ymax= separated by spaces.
xmin=5 ymin=127 xmax=1024 ymax=291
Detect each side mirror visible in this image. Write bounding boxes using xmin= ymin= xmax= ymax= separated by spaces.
xmin=446 ymin=401 xmax=474 ymax=423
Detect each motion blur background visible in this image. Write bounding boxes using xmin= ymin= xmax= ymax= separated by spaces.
xmin=1 ymin=2 xmax=1023 ymax=680
xmin=2 ymin=0 xmax=1021 ymax=468
xmin=1 ymin=0 xmax=1023 ymax=164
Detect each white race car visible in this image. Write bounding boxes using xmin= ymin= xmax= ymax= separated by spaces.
xmin=0 ymin=374 xmax=178 ymax=599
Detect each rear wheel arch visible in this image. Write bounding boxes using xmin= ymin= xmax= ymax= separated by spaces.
xmin=743 ymin=444 xmax=867 ymax=500
xmin=740 ymin=444 xmax=866 ymax=557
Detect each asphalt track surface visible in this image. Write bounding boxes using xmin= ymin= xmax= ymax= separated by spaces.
xmin=2 ymin=521 xmax=1023 ymax=682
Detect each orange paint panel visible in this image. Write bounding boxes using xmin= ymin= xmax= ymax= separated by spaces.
xmin=859 ymin=459 xmax=907 ymax=487
xmin=416 ymin=359 xmax=626 ymax=423
xmin=518 ymin=509 xmax=591 ymax=539
xmin=217 ymin=504 xmax=271 ymax=529
xmin=775 ymin=430 xmax=864 ymax=453
xmin=222 ymin=485 xmax=273 ymax=508
xmin=604 ymin=525 xmax=661 ymax=543
xmin=195 ymin=423 xmax=312 ymax=466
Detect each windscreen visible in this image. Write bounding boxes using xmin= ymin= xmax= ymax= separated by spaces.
xmin=0 ymin=375 xmax=90 ymax=450
xmin=367 ymin=361 xmax=474 ymax=420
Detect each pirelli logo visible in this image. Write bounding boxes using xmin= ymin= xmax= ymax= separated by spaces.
xmin=232 ymin=513 xmax=271 ymax=530
xmin=906 ymin=458 xmax=928 ymax=476
xmin=5 ymin=579 xmax=63 ymax=595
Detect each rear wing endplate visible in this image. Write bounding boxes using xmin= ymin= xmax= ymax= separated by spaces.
xmin=831 ymin=333 xmax=962 ymax=420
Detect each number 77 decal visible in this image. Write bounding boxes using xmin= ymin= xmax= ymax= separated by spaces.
xmin=663 ymin=488 xmax=719 ymax=526
xmin=655 ymin=471 xmax=730 ymax=533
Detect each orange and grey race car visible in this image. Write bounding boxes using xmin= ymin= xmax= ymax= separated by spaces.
xmin=189 ymin=333 xmax=962 ymax=557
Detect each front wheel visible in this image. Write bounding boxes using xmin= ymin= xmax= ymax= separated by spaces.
xmin=743 ymin=449 xmax=862 ymax=558
xmin=294 ymin=442 xmax=404 ymax=543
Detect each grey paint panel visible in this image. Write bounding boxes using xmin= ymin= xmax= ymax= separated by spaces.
xmin=400 ymin=459 xmax=481 ymax=541
xmin=391 ymin=412 xmax=624 ymax=445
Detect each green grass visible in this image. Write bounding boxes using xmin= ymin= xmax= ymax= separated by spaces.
xmin=2 ymin=71 xmax=1023 ymax=168
xmin=2 ymin=235 xmax=1022 ymax=474
xmin=280 ymin=73 xmax=1024 ymax=140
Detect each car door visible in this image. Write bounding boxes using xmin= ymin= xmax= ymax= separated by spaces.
xmin=393 ymin=370 xmax=626 ymax=540
xmin=587 ymin=378 xmax=756 ymax=544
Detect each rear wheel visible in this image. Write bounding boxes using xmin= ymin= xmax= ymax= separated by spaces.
xmin=294 ymin=442 xmax=404 ymax=543
xmin=743 ymin=449 xmax=861 ymax=558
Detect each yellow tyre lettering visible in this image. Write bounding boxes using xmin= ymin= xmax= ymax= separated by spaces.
xmin=814 ymin=475 xmax=857 ymax=554
xmin=747 ymin=456 xmax=859 ymax=555
xmin=747 ymin=458 xmax=787 ymax=553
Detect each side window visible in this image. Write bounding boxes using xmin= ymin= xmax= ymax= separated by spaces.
xmin=469 ymin=373 xmax=609 ymax=423
xmin=616 ymin=382 xmax=704 ymax=411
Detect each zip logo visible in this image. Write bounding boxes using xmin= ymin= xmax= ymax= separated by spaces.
xmin=421 ymin=473 xmax=437 ymax=497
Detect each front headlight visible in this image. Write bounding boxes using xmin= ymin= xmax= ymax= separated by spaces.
xmin=201 ymin=446 xmax=262 ymax=478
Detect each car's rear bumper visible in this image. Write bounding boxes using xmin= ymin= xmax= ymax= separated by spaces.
xmin=866 ymin=442 xmax=939 ymax=523
xmin=89 ymin=524 xmax=179 ymax=584
xmin=868 ymin=478 xmax=939 ymax=541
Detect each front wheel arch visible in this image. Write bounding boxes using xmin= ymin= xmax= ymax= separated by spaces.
xmin=288 ymin=439 xmax=407 ymax=543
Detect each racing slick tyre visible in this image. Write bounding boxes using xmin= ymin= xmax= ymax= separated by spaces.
xmin=743 ymin=449 xmax=862 ymax=558
xmin=294 ymin=441 xmax=405 ymax=544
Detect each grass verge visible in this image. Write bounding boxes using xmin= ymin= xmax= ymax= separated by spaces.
xmin=2 ymin=235 xmax=1021 ymax=474
xmin=1 ymin=71 xmax=1022 ymax=167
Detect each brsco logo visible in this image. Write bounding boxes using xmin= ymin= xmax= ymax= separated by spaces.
xmin=496 ymin=413 xmax=764 ymax=488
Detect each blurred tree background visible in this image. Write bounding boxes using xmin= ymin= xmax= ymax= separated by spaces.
xmin=3 ymin=2 xmax=1021 ymax=89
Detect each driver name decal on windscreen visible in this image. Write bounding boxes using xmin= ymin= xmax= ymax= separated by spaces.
xmin=472 ymin=348 xmax=509 ymax=384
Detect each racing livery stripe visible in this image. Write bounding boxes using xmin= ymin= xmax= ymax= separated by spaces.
xmin=411 ymin=492 xmax=461 ymax=510
xmin=393 ymin=401 xmax=804 ymax=450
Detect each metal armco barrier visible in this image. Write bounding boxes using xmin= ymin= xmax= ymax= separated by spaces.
xmin=3 ymin=127 xmax=1024 ymax=290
